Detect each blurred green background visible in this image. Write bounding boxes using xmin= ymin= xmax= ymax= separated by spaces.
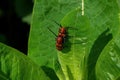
xmin=0 ymin=0 xmax=33 ymax=54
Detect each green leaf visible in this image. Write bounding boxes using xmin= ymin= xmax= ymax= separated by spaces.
xmin=87 ymin=29 xmax=113 ymax=80
xmin=57 ymin=8 xmax=95 ymax=80
xmin=0 ymin=43 xmax=50 ymax=80
xmin=28 ymin=0 xmax=120 ymax=80
xmin=57 ymin=0 xmax=120 ymax=80
xmin=95 ymin=21 xmax=120 ymax=80
xmin=85 ymin=0 xmax=120 ymax=36
xmin=28 ymin=0 xmax=83 ymax=79
xmin=28 ymin=0 xmax=81 ymax=68
xmin=96 ymin=40 xmax=120 ymax=80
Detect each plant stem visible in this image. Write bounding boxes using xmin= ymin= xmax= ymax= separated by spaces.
xmin=82 ymin=0 xmax=84 ymax=16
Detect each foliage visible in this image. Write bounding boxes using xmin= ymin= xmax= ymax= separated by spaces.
xmin=0 ymin=0 xmax=120 ymax=80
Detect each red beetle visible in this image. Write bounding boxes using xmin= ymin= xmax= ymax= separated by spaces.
xmin=56 ymin=37 xmax=64 ymax=50
xmin=48 ymin=24 xmax=67 ymax=51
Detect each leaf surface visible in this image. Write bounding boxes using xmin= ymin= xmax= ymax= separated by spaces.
xmin=28 ymin=0 xmax=82 ymax=69
xmin=96 ymin=40 xmax=120 ymax=80
xmin=28 ymin=0 xmax=120 ymax=80
xmin=0 ymin=43 xmax=50 ymax=80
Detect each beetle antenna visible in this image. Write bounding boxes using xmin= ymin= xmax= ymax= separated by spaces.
xmin=47 ymin=27 xmax=57 ymax=37
xmin=52 ymin=20 xmax=62 ymax=27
